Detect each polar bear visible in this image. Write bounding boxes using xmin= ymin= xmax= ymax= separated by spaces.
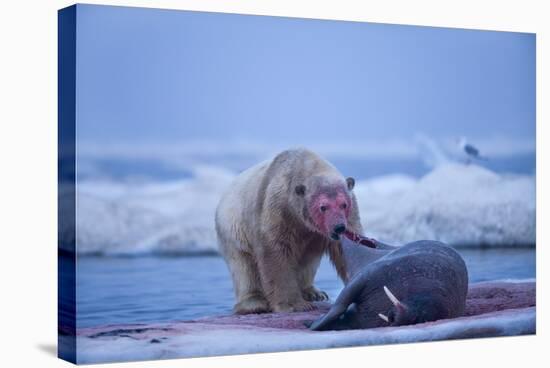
xmin=215 ymin=148 xmax=362 ymax=314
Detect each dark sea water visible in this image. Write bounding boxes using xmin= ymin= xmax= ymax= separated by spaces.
xmin=76 ymin=248 xmax=535 ymax=328
xmin=77 ymin=152 xmax=536 ymax=182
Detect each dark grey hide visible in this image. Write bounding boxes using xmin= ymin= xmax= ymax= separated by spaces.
xmin=309 ymin=237 xmax=468 ymax=331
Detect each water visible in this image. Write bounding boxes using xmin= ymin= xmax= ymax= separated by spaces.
xmin=76 ymin=152 xmax=536 ymax=183
xmin=76 ymin=248 xmax=535 ymax=328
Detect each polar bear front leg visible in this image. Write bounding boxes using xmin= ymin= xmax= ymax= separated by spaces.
xmin=298 ymin=250 xmax=329 ymax=301
xmin=296 ymin=242 xmax=330 ymax=302
xmin=257 ymin=245 xmax=314 ymax=313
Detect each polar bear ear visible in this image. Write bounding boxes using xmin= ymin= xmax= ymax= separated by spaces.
xmin=346 ymin=177 xmax=355 ymax=190
xmin=295 ymin=184 xmax=306 ymax=196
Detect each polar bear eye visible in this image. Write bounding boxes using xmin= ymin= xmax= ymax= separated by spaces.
xmin=341 ymin=203 xmax=347 ymax=209
xmin=320 ymin=205 xmax=328 ymax=212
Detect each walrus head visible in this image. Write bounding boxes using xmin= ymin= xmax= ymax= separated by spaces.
xmin=295 ymin=176 xmax=355 ymax=240
xmin=378 ymin=286 xmax=448 ymax=326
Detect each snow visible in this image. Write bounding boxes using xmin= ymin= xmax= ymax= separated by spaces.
xmin=71 ymin=166 xmax=234 ymax=255
xmin=356 ymin=163 xmax=535 ymax=246
xmin=76 ymin=306 xmax=535 ymax=364
xmin=64 ymin=161 xmax=535 ymax=255
xmin=73 ymin=279 xmax=536 ymax=364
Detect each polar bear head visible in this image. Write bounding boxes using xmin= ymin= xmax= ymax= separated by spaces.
xmin=295 ymin=175 xmax=355 ymax=240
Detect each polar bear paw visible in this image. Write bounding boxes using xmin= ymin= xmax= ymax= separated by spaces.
xmin=234 ymin=295 xmax=270 ymax=314
xmin=273 ymin=300 xmax=315 ymax=313
xmin=302 ymin=286 xmax=329 ymax=301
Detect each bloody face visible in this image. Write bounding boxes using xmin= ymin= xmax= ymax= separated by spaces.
xmin=308 ymin=184 xmax=352 ymax=240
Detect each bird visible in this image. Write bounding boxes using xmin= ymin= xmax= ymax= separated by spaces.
xmin=457 ymin=137 xmax=488 ymax=163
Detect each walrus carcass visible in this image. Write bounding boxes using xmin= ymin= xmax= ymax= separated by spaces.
xmin=309 ymin=236 xmax=468 ymax=331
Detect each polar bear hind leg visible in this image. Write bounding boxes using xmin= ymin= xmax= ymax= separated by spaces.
xmin=223 ymin=242 xmax=270 ymax=314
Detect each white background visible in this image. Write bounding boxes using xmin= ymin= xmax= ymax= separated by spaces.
xmin=0 ymin=0 xmax=547 ymax=367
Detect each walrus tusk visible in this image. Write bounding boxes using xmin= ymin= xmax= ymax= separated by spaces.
xmin=378 ymin=313 xmax=389 ymax=323
xmin=383 ymin=286 xmax=402 ymax=307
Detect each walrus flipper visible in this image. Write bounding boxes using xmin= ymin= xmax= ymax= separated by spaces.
xmin=309 ymin=270 xmax=373 ymax=331
xmin=308 ymin=302 xmax=348 ymax=331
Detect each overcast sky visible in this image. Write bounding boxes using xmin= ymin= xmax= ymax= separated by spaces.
xmin=75 ymin=4 xmax=535 ymax=148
